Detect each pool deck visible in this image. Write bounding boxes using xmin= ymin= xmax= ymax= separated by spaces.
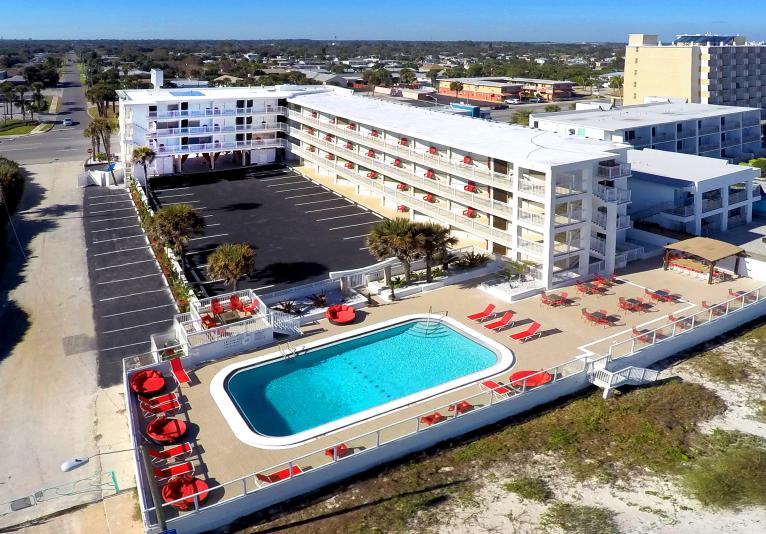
xmin=145 ymin=260 xmax=763 ymax=517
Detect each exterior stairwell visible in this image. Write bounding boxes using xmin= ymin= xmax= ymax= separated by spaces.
xmin=587 ymin=362 xmax=660 ymax=399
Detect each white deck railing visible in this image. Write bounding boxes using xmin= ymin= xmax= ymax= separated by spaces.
xmin=148 ymin=106 xmax=287 ymax=119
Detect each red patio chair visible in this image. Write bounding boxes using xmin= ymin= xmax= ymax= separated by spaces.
xmin=464 ymin=183 xmax=476 ymax=193
xmin=632 ymin=327 xmax=654 ymax=343
xmin=153 ymin=461 xmax=193 ymax=480
xmin=325 ymin=443 xmax=349 ymax=459
xmin=448 ymin=400 xmax=473 ymax=415
xmin=540 ymin=294 xmax=553 ymax=307
xmin=256 ymin=465 xmax=303 ymax=484
xmin=466 ymin=303 xmax=496 ymax=322
xmin=210 ymin=299 xmax=224 ymax=315
xmin=201 ymin=314 xmax=217 ymax=329
xmin=171 ymin=358 xmax=191 ymax=385
xmin=147 ymin=442 xmax=193 ymax=464
xmin=230 ymin=295 xmax=244 ymax=312
xmin=423 ymin=193 xmax=434 ymax=202
xmin=138 ymin=392 xmax=178 ymax=406
xmin=509 ymin=322 xmax=542 ymax=342
xmin=463 ymin=208 xmax=476 ymax=218
xmin=420 ymin=412 xmax=445 ymax=426
xmin=481 ymin=380 xmax=510 ymax=396
xmin=553 ymin=292 xmax=568 ymax=306
xmin=483 ymin=311 xmax=515 ymax=331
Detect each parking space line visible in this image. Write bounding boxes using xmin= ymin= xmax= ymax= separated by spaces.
xmin=87 ymin=193 xmax=129 ymax=200
xmin=88 ymin=207 xmax=135 ymax=215
xmin=100 ymin=340 xmax=151 ymax=352
xmin=316 ymin=212 xmax=371 ymax=222
xmin=274 ymin=186 xmax=322 ymax=194
xmin=329 ymin=222 xmax=378 ymax=231
xmin=254 ymin=284 xmax=275 ymax=291
xmin=88 ymin=215 xmax=138 ymax=223
xmin=304 ymin=205 xmax=357 ymax=213
xmin=188 ymin=233 xmax=229 ymax=241
xmin=359 ymin=247 xmax=369 ymax=251
xmin=102 ymin=303 xmax=176 ymax=318
xmin=294 ymin=198 xmax=346 ymax=206
xmin=162 ymin=200 xmax=201 ymax=205
xmin=185 ymin=247 xmax=217 ymax=255
xmin=93 ymin=234 xmax=146 ymax=244
xmin=95 ymin=259 xmax=154 ymax=270
xmin=101 ymin=319 xmax=173 ymax=334
xmin=99 ymin=288 xmax=169 ymax=302
xmin=155 ymin=193 xmax=195 ymax=198
xmin=258 ymin=176 xmax=300 ymax=182
xmin=343 ymin=234 xmax=369 ymax=240
xmin=202 ymin=214 xmax=216 ymax=218
xmin=153 ymin=186 xmax=190 ymax=192
xmin=267 ymin=181 xmax=306 ymax=187
xmin=285 ymin=192 xmax=335 ymax=200
xmin=90 ymin=224 xmax=139 ymax=233
xmin=88 ymin=199 xmax=132 ymax=207
xmin=97 ymin=273 xmax=161 ymax=285
xmin=92 ymin=246 xmax=149 ymax=256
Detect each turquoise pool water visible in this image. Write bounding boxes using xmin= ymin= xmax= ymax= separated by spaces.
xmin=224 ymin=320 xmax=498 ymax=437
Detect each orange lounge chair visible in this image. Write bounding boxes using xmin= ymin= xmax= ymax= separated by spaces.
xmin=483 ymin=311 xmax=515 ymax=331
xmin=509 ymin=322 xmax=542 ymax=342
xmin=147 ymin=442 xmax=193 ymax=463
xmin=171 ymin=358 xmax=191 ymax=385
xmin=466 ymin=303 xmax=496 ymax=322
xmin=420 ymin=412 xmax=445 ymax=426
xmin=256 ymin=465 xmax=302 ymax=484
xmin=153 ymin=461 xmax=193 ymax=480
xmin=481 ymin=380 xmax=510 ymax=396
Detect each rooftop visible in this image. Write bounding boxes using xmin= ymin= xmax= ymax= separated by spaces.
xmin=440 ymin=76 xmax=573 ymax=86
xmin=117 ymin=85 xmax=325 ymax=104
xmin=627 ymin=149 xmax=756 ymax=185
xmin=288 ymin=91 xmax=627 ymax=167
xmin=532 ymin=102 xmax=761 ymax=131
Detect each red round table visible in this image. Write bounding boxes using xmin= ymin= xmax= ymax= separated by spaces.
xmin=130 ymin=369 xmax=166 ymax=395
xmin=161 ymin=475 xmax=209 ymax=510
xmin=146 ymin=417 xmax=187 ymax=445
xmin=510 ymin=370 xmax=553 ymax=388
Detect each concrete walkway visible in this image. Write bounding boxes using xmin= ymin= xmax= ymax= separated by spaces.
xmin=0 ymin=161 xmax=133 ymax=528
xmin=21 ymin=491 xmax=143 ymax=534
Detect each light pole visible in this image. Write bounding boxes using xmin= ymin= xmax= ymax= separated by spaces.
xmin=61 ymin=445 xmax=167 ymax=530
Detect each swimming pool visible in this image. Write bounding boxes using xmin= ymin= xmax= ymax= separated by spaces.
xmin=210 ymin=315 xmax=514 ymax=448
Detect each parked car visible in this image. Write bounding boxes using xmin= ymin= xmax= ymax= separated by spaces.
xmin=504 ymin=98 xmax=522 ymax=105
xmin=527 ymin=97 xmax=543 ymax=103
xmin=62 ymin=118 xmax=73 ymax=127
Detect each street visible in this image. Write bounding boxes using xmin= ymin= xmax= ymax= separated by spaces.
xmin=0 ymin=53 xmax=91 ymax=165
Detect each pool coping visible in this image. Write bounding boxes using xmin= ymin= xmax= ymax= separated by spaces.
xmin=209 ymin=313 xmax=515 ymax=449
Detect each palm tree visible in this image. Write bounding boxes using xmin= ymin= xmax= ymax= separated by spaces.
xmin=399 ymin=68 xmax=416 ymax=85
xmin=15 ymin=85 xmax=28 ymax=120
xmin=1 ymin=84 xmax=14 ymax=119
xmin=151 ymin=204 xmax=206 ymax=271
xmin=609 ymin=76 xmax=624 ymax=97
xmin=87 ymin=117 xmax=113 ymax=161
xmin=83 ymin=121 xmax=102 ymax=158
xmin=413 ymin=222 xmax=458 ymax=283
xmin=207 ymin=243 xmax=256 ymax=290
xmin=367 ymin=218 xmax=420 ymax=286
xmin=449 ymin=81 xmax=464 ymax=98
xmin=131 ymin=146 xmax=156 ymax=184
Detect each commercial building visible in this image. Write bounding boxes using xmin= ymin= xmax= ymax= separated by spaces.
xmin=437 ymin=77 xmax=574 ymax=102
xmin=624 ymin=34 xmax=766 ymax=115
xmin=628 ymin=149 xmax=760 ymax=236
xmin=530 ymin=102 xmax=763 ymax=162
xmin=286 ymin=89 xmax=641 ymax=287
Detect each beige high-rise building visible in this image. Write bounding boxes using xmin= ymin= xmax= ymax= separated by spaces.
xmin=624 ymin=34 xmax=766 ymax=118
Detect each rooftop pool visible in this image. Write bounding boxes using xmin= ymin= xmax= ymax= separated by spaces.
xmin=211 ymin=315 xmax=514 ymax=448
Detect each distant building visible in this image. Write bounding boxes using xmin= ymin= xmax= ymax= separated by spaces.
xmin=213 ymin=75 xmax=243 ymax=85
xmin=169 ymin=79 xmax=210 ymax=88
xmin=437 ymin=77 xmax=574 ymax=103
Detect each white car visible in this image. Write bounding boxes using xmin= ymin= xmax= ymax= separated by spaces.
xmin=527 ymin=97 xmax=543 ymax=103
xmin=504 ymin=98 xmax=521 ymax=105
xmin=62 ymin=118 xmax=73 ymax=127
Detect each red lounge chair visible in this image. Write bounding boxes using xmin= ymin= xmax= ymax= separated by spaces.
xmin=324 ymin=443 xmax=349 ymax=459
xmin=632 ymin=327 xmax=654 ymax=343
xmin=326 ymin=304 xmax=356 ymax=325
xmin=148 ymin=442 xmax=193 ymax=463
xmin=466 ymin=303 xmax=496 ymax=322
xmin=540 ymin=294 xmax=553 ymax=307
xmin=153 ymin=461 xmax=194 ymax=480
xmin=481 ymin=380 xmax=510 ymax=396
xmin=141 ymin=399 xmax=181 ymax=415
xmin=483 ymin=311 xmax=515 ymax=331
xmin=201 ymin=314 xmax=217 ymax=329
xmin=397 ymin=205 xmax=409 ymax=212
xmin=130 ymin=370 xmax=165 ymax=395
xmin=425 ymin=169 xmax=435 ymax=179
xmin=448 ymin=400 xmax=473 ymax=414
xmin=210 ymin=299 xmax=224 ymax=316
xmin=420 ymin=412 xmax=445 ymax=426
xmin=510 ymin=322 xmax=542 ymax=342
xmin=256 ymin=465 xmax=303 ymax=484
xmin=464 ymin=183 xmax=476 ymax=193
xmin=230 ymin=295 xmax=245 ymax=312
xmin=171 ymin=358 xmax=191 ymax=385
xmin=463 ymin=208 xmax=476 ymax=218
xmin=139 ymin=392 xmax=178 ymax=406
xmin=146 ymin=417 xmax=187 ymax=445
xmin=550 ymin=292 xmax=568 ymax=306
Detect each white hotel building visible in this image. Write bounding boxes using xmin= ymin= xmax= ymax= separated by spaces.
xmin=118 ymin=84 xmax=645 ymax=289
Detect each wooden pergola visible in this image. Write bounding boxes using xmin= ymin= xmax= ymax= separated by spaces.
xmin=662 ymin=237 xmax=747 ymax=284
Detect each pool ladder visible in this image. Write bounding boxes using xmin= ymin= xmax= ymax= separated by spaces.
xmin=418 ymin=306 xmax=448 ymax=336
xmin=279 ymin=341 xmax=306 ymax=360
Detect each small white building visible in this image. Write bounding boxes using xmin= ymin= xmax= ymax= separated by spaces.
xmin=627 ymin=149 xmax=761 ymax=235
xmin=530 ymin=102 xmax=763 ymax=162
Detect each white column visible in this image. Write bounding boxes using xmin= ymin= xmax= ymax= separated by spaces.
xmin=693 ymin=189 xmax=703 ymax=235
xmin=721 ymin=186 xmax=729 ymax=232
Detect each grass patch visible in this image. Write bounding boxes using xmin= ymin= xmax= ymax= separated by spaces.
xmin=683 ymin=445 xmax=766 ymax=508
xmin=0 ymin=120 xmax=38 ymax=136
xmin=48 ymin=95 xmax=61 ymax=113
xmin=755 ymin=400 xmax=766 ymax=422
xmin=37 ymin=122 xmax=54 ymax=133
xmin=450 ymin=381 xmax=724 ymax=479
xmin=503 ymin=477 xmax=551 ymax=502
xmin=694 ymin=351 xmax=754 ymax=383
xmin=539 ymin=502 xmax=618 ymax=534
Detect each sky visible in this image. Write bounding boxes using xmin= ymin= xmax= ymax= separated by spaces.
xmin=0 ymin=0 xmax=765 ymax=42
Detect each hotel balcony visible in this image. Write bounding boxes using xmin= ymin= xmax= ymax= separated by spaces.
xmin=663 ymin=204 xmax=695 ymax=218
xmin=594 ymin=184 xmax=631 ymax=204
xmin=729 ymin=190 xmax=748 ymax=204
xmin=552 ymin=238 xmax=584 ymax=256
xmin=518 ymin=208 xmax=546 ymax=227
xmin=289 ymin=116 xmax=513 ymax=188
xmin=517 ymin=237 xmax=545 ymax=257
xmin=292 ymin=130 xmax=513 ymax=218
xmin=154 ymin=138 xmax=287 ymax=156
xmin=596 ymin=162 xmax=631 ymax=179
xmin=554 ymin=176 xmax=586 ymax=197
xmin=593 ymin=212 xmax=631 ymax=230
xmin=151 ymin=123 xmax=289 ymax=138
xmin=518 ymin=174 xmax=547 ymax=197
xmin=293 ymin=144 xmax=515 ymax=248
xmin=702 ymin=197 xmax=723 ymax=212
xmin=148 ymin=106 xmax=287 ymax=120
xmin=554 ymin=208 xmax=586 ymax=227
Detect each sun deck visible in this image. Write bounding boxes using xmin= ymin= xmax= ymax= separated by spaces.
xmin=129 ymin=257 xmax=766 ymax=528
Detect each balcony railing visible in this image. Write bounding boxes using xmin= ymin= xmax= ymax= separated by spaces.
xmin=293 ymin=145 xmax=515 ymax=248
xmin=728 ymin=190 xmax=748 ymax=204
xmin=594 ymin=184 xmax=631 ymax=204
xmin=290 ymin=116 xmax=513 ymax=187
xmin=552 ymin=239 xmax=583 ymax=256
xmin=652 ymin=131 xmax=675 ymax=143
xmin=152 ymin=123 xmax=288 ymax=138
xmin=596 ymin=162 xmax=631 ymax=179
xmin=517 ymin=237 xmax=544 ymax=257
xmin=702 ymin=197 xmax=723 ymax=211
xmin=593 ymin=212 xmax=631 ymax=230
xmin=148 ymin=106 xmax=287 ymax=119
xmin=518 ymin=209 xmax=545 ymax=227
xmin=292 ymin=130 xmax=513 ymax=218
xmin=154 ymin=138 xmax=286 ymax=155
xmin=518 ymin=175 xmax=546 ymax=197
xmin=554 ymin=178 xmax=586 ymax=197
xmin=554 ymin=209 xmax=586 ymax=227
xmin=698 ymin=125 xmax=719 ymax=135
xmin=590 ymin=236 xmax=606 ymax=256
xmin=664 ymin=204 xmax=695 ymax=217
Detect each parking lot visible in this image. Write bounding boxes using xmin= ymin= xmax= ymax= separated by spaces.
xmin=149 ymin=165 xmax=381 ymax=296
xmin=83 ymin=188 xmax=176 ymax=387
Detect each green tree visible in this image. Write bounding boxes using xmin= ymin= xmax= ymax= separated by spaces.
xmin=741 ymin=158 xmax=766 ymax=177
xmin=399 ymin=68 xmax=416 ymax=85
xmin=608 ymin=76 xmax=623 ymax=96
xmin=428 ymin=68 xmax=441 ymax=88
xmin=1 ymin=84 xmax=14 ymax=119
xmin=543 ymin=104 xmax=561 ymax=113
xmin=131 ymin=146 xmax=156 ymax=183
xmin=362 ymin=68 xmax=392 ymax=93
xmin=14 ymin=85 xmax=28 ymax=120
xmin=514 ymin=109 xmax=532 ymax=126
xmin=83 ymin=120 xmax=102 ymax=157
xmin=413 ymin=222 xmax=458 ymax=283
xmin=367 ymin=218 xmax=420 ymax=294
xmin=85 ymin=117 xmax=113 ymax=162
xmin=0 ymin=156 xmax=25 ymax=218
xmin=449 ymin=80 xmax=464 ymax=98
xmin=151 ymin=204 xmax=206 ymax=268
xmin=206 ymin=243 xmax=256 ymax=290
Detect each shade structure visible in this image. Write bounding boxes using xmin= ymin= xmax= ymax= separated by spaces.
xmin=663 ymin=237 xmax=745 ymax=263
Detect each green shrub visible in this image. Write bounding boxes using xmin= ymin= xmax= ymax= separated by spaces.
xmin=456 ymin=251 xmax=490 ymax=269
xmin=539 ymin=502 xmax=618 ymax=534
xmin=0 ymin=156 xmax=25 ymax=218
xmin=683 ymin=444 xmax=766 ymax=508
xmin=503 ymin=477 xmax=551 ymax=502
xmin=431 ymin=267 xmax=444 ymax=279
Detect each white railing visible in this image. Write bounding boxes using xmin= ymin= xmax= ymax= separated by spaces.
xmin=664 ymin=204 xmax=695 ymax=217
xmin=588 ymin=260 xmax=605 ymax=274
xmin=153 ymin=123 xmax=288 ymax=138
xmin=155 ymin=139 xmax=286 ymax=155
xmin=615 ymin=246 xmax=643 ymax=268
xmin=728 ymin=190 xmax=748 ymax=204
xmin=141 ymin=350 xmax=587 ymax=528
xmin=193 ymin=289 xmax=266 ymax=319
xmin=518 ymin=209 xmax=545 ymax=227
xmin=554 ymin=178 xmax=586 ymax=197
xmin=554 ymin=209 xmax=586 ymax=227
xmin=596 ymin=162 xmax=631 ymax=179
xmin=594 ymin=184 xmax=631 ymax=204
xmin=518 ymin=175 xmax=546 ymax=197
xmin=148 ymin=106 xmax=287 ymax=119
xmin=182 ymin=314 xmax=272 ymax=348
xmin=552 ymin=239 xmax=583 ymax=255
xmin=267 ymin=309 xmax=302 ymax=335
xmin=290 ymin=115 xmax=513 ymax=185
xmin=517 ymin=237 xmax=544 ymax=256
xmin=590 ymin=236 xmax=606 ymax=256
xmin=702 ymin=197 xmax=723 ymax=212
xmin=291 ymin=130 xmax=513 ymax=217
xmin=259 ymin=278 xmax=341 ymax=305
xmin=606 ymin=285 xmax=765 ymax=359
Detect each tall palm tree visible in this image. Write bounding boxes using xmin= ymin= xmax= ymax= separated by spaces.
xmin=131 ymin=146 xmax=156 ymax=184
xmin=15 ymin=85 xmax=28 ymax=120
xmin=1 ymin=84 xmax=15 ymax=119
xmin=413 ymin=222 xmax=458 ymax=283
xmin=449 ymin=81 xmax=464 ymax=98
xmin=87 ymin=117 xmax=112 ymax=161
xmin=367 ymin=218 xmax=420 ymax=285
xmin=82 ymin=121 xmax=102 ymax=158
xmin=207 ymin=243 xmax=256 ymax=291
xmin=151 ymin=204 xmax=206 ymax=270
